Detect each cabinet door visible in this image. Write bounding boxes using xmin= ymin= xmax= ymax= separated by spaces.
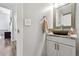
xmin=58 ymin=44 xmax=76 ymax=56
xmin=46 ymin=40 xmax=58 ymax=56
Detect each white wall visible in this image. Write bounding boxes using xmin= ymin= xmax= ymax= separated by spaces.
xmin=0 ymin=12 xmax=10 ymax=31
xmin=23 ymin=3 xmax=53 ymax=56
xmin=0 ymin=5 xmax=11 ymax=32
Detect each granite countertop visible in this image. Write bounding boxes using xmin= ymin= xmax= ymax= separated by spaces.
xmin=47 ymin=33 xmax=77 ymax=39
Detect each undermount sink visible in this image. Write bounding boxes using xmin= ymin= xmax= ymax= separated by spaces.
xmin=53 ymin=29 xmax=69 ymax=35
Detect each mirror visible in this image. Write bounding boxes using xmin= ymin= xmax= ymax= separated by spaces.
xmin=53 ymin=3 xmax=76 ymax=30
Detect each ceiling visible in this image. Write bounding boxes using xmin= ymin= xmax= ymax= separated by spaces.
xmin=0 ymin=3 xmax=17 ymax=12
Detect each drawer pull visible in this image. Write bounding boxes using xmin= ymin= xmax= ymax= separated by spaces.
xmin=57 ymin=44 xmax=59 ymax=50
xmin=55 ymin=43 xmax=56 ymax=49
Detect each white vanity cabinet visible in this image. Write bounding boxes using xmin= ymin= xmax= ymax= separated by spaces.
xmin=58 ymin=43 xmax=76 ymax=56
xmin=47 ymin=40 xmax=58 ymax=56
xmin=46 ymin=36 xmax=76 ymax=56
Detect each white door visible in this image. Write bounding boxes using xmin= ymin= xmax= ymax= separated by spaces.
xmin=16 ymin=4 xmax=23 ymax=56
xmin=58 ymin=44 xmax=76 ymax=56
xmin=47 ymin=40 xmax=58 ymax=56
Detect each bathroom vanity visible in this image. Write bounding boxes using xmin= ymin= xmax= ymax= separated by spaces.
xmin=45 ymin=3 xmax=77 ymax=56
xmin=46 ymin=34 xmax=76 ymax=56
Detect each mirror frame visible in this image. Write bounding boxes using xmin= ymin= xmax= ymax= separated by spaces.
xmin=53 ymin=3 xmax=76 ymax=30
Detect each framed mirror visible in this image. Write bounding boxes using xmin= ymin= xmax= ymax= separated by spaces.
xmin=53 ymin=3 xmax=76 ymax=30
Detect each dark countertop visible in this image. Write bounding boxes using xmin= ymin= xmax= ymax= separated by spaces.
xmin=47 ymin=33 xmax=77 ymax=39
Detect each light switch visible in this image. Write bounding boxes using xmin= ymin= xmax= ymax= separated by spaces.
xmin=25 ymin=18 xmax=31 ymax=26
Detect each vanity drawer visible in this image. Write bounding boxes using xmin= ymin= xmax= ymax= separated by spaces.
xmin=47 ymin=36 xmax=76 ymax=47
